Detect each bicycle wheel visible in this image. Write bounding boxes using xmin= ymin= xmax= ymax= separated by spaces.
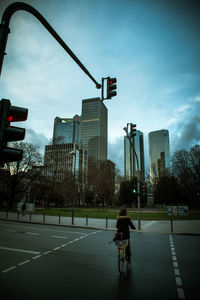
xmin=118 ymin=248 xmax=125 ymax=273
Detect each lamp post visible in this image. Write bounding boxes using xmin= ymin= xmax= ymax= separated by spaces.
xmin=123 ymin=125 xmax=141 ymax=230
xmin=69 ymin=150 xmax=76 ymax=225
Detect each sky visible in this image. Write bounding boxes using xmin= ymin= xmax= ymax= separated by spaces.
xmin=0 ymin=0 xmax=199 ymax=174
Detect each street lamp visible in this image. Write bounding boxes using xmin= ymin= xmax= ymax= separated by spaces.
xmin=123 ymin=124 xmax=141 ymax=230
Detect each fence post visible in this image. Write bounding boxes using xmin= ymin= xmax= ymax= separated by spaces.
xmin=86 ymin=214 xmax=88 ymax=226
xmin=6 ymin=210 xmax=8 ymax=220
xmin=29 ymin=211 xmax=32 ymax=222
xmin=17 ymin=211 xmax=19 ymax=220
xmin=59 ymin=213 xmax=61 ymax=224
xmin=170 ymin=218 xmax=173 ymax=233
xmin=106 ymin=216 xmax=108 ymax=229
xmin=43 ymin=212 xmax=45 ymax=223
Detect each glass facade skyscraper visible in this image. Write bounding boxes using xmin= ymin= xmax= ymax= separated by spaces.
xmin=53 ymin=115 xmax=80 ymax=145
xmin=148 ymin=129 xmax=170 ymax=181
xmin=124 ymin=130 xmax=145 ymax=181
xmin=80 ymin=97 xmax=107 ymax=169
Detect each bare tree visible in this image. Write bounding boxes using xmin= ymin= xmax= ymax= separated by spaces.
xmin=1 ymin=142 xmax=42 ymax=208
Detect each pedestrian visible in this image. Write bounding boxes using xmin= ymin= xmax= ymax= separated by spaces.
xmin=115 ymin=207 xmax=136 ymax=262
xmin=21 ymin=202 xmax=26 ymax=216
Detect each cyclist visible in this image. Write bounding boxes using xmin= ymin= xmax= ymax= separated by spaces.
xmin=116 ymin=207 xmax=136 ymax=262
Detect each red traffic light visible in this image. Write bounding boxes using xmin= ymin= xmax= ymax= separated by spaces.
xmin=107 ymin=77 xmax=117 ymax=99
xmin=7 ymin=105 xmax=28 ymax=122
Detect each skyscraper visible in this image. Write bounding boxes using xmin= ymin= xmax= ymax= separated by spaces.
xmin=148 ymin=129 xmax=170 ymax=181
xmin=53 ymin=115 xmax=80 ymax=144
xmin=44 ymin=114 xmax=82 ymax=181
xmin=124 ymin=130 xmax=145 ymax=181
xmin=80 ymin=97 xmax=107 ymax=170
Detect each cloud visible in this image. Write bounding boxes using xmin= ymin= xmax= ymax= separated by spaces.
xmin=108 ymin=137 xmax=124 ymax=174
xmin=170 ymin=96 xmax=200 ymax=152
xmin=24 ymin=128 xmax=49 ymax=155
xmin=167 ymin=104 xmax=191 ymax=125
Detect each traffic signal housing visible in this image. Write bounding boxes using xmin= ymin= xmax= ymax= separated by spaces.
xmin=130 ymin=123 xmax=136 ymax=138
xmin=107 ymin=77 xmax=117 ymax=99
xmin=0 ymin=99 xmax=28 ymax=164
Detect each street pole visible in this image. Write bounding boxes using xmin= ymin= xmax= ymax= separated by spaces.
xmin=0 ymin=2 xmax=101 ymax=89
xmin=123 ymin=126 xmax=141 ymax=230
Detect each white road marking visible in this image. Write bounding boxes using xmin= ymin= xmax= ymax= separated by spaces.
xmin=177 ymin=288 xmax=185 ymax=299
xmin=176 ymin=277 xmax=183 ymax=286
xmin=25 ymin=232 xmax=39 ymax=236
xmin=172 ymin=255 xmax=177 ymax=261
xmin=51 ymin=235 xmax=67 ymax=239
xmin=18 ymin=260 xmax=30 ymax=266
xmin=43 ymin=250 xmax=52 ymax=255
xmin=1 ymin=229 xmax=100 ymax=274
xmin=53 ymin=247 xmax=60 ymax=251
xmin=5 ymin=229 xmax=16 ymax=233
xmin=174 ymin=268 xmax=180 ymax=276
xmin=2 ymin=266 xmax=16 ymax=273
xmin=0 ymin=247 xmax=40 ymax=255
xmin=169 ymin=235 xmax=185 ymax=300
xmin=32 ymin=255 xmax=42 ymax=260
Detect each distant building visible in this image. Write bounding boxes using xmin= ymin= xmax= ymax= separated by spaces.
xmin=124 ymin=130 xmax=145 ymax=181
xmin=80 ymin=97 xmax=107 ymax=170
xmin=148 ymin=129 xmax=170 ymax=181
xmin=53 ymin=115 xmax=80 ymax=145
xmin=44 ymin=143 xmax=79 ymax=181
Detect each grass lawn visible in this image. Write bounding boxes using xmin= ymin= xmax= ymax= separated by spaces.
xmin=34 ymin=207 xmax=200 ymax=220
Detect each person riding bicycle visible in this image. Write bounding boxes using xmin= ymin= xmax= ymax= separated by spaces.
xmin=116 ymin=207 xmax=136 ymax=262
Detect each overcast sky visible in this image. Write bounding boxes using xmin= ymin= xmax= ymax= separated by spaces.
xmin=0 ymin=0 xmax=199 ymax=174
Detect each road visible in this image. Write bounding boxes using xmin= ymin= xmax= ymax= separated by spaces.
xmin=0 ymin=220 xmax=199 ymax=300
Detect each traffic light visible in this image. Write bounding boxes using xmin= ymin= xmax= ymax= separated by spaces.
xmin=140 ymin=184 xmax=146 ymax=197
xmin=0 ymin=99 xmax=28 ymax=164
xmin=129 ymin=123 xmax=136 ymax=138
xmin=132 ymin=184 xmax=137 ymax=194
xmin=107 ymin=77 xmax=117 ymax=99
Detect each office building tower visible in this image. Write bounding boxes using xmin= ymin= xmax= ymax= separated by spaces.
xmin=124 ymin=130 xmax=145 ymax=181
xmin=148 ymin=129 xmax=170 ymax=181
xmin=53 ymin=115 xmax=80 ymax=144
xmin=44 ymin=114 xmax=83 ymax=182
xmin=80 ymin=97 xmax=107 ymax=170
xmin=44 ymin=143 xmax=79 ymax=181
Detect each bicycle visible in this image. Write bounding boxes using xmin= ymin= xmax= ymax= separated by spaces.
xmin=114 ymin=239 xmax=129 ymax=274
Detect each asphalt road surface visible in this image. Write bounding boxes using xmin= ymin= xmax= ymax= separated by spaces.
xmin=0 ymin=220 xmax=199 ymax=300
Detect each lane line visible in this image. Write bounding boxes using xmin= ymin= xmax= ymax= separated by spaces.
xmin=2 ymin=266 xmax=16 ymax=273
xmin=169 ymin=235 xmax=185 ymax=300
xmin=32 ymin=255 xmax=42 ymax=260
xmin=1 ymin=229 xmax=101 ymax=274
xmin=51 ymin=235 xmax=67 ymax=239
xmin=53 ymin=247 xmax=60 ymax=251
xmin=25 ymin=232 xmax=39 ymax=236
xmin=0 ymin=247 xmax=41 ymax=255
xmin=5 ymin=229 xmax=16 ymax=233
xmin=18 ymin=260 xmax=30 ymax=266
xmin=43 ymin=250 xmax=52 ymax=255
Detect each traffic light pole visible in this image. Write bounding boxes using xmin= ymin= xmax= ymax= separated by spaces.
xmin=0 ymin=2 xmax=101 ymax=89
xmin=123 ymin=126 xmax=141 ymax=230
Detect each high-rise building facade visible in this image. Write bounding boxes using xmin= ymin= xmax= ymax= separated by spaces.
xmin=44 ymin=143 xmax=79 ymax=181
xmin=80 ymin=97 xmax=107 ymax=170
xmin=53 ymin=115 xmax=80 ymax=145
xmin=124 ymin=130 xmax=145 ymax=181
xmin=148 ymin=129 xmax=170 ymax=181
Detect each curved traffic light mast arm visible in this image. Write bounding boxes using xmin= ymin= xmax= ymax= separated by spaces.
xmin=0 ymin=2 xmax=101 ymax=89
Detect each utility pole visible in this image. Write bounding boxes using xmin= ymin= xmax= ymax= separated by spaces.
xmin=123 ymin=124 xmax=141 ymax=230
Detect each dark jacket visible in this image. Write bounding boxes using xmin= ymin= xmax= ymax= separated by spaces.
xmin=116 ymin=216 xmax=136 ymax=239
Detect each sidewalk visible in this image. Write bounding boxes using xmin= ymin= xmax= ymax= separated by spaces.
xmin=0 ymin=211 xmax=200 ymax=235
